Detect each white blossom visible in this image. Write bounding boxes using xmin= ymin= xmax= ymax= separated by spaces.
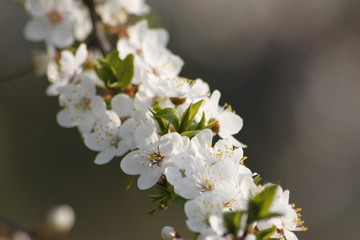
xmin=203 ymin=90 xmax=245 ymax=147
xmin=185 ymin=192 xmax=224 ymax=235
xmin=84 ymin=111 xmax=137 ymax=164
xmin=56 ymin=76 xmax=106 ymax=134
xmin=47 ymin=43 xmax=88 ymax=96
xmin=120 ymin=124 xmax=183 ymax=190
xmin=24 ymin=0 xmax=91 ymax=48
xmin=96 ymin=0 xmax=150 ymax=27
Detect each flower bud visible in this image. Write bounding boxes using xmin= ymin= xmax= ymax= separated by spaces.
xmin=47 ymin=205 xmax=75 ymax=233
xmin=161 ymin=226 xmax=176 ymax=240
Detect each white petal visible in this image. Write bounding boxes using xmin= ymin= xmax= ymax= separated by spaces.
xmin=77 ymin=115 xmax=95 ymax=134
xmin=164 ymin=167 xmax=182 ymax=186
xmin=218 ymin=111 xmax=243 ymax=135
xmin=80 ymin=76 xmax=96 ymax=95
xmin=75 ymin=43 xmax=88 ymax=67
xmin=84 ymin=132 xmax=108 ymax=151
xmin=137 ymin=168 xmax=162 ymax=190
xmin=24 ymin=18 xmax=50 ymax=41
xmin=25 ymin=0 xmax=49 ymax=17
xmin=91 ymin=96 xmax=107 ymax=118
xmin=60 ymin=50 xmax=75 ymax=73
xmin=116 ymin=140 xmax=130 ymax=156
xmin=146 ymin=29 xmax=169 ymax=47
xmin=56 ymin=109 xmax=76 ymax=128
xmin=129 ymin=19 xmax=148 ymax=47
xmin=135 ymin=123 xmax=159 ymax=149
xmin=111 ymin=94 xmax=134 ymax=118
xmin=119 ymin=118 xmax=136 ymax=139
xmin=120 ymin=151 xmax=144 ymax=175
xmin=52 ymin=21 xmax=74 ymax=48
xmin=192 ymin=129 xmax=213 ymax=148
xmin=94 ymin=146 xmax=116 ymax=165
xmin=219 ymin=134 xmax=246 ymax=148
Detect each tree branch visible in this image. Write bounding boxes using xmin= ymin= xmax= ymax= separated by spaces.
xmin=0 ymin=215 xmax=62 ymax=240
xmin=83 ymin=0 xmax=112 ymax=56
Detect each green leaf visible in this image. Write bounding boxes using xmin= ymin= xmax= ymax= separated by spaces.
xmin=125 ymin=175 xmax=136 ymax=190
xmin=247 ymin=185 xmax=282 ymax=224
xmin=149 ymin=106 xmax=168 ymax=133
xmin=195 ymin=111 xmax=206 ymax=130
xmin=154 ymin=108 xmax=180 ymax=131
xmin=181 ymin=130 xmax=200 ymax=138
xmin=203 ymin=120 xmax=219 ymax=130
xmin=95 ymin=51 xmax=134 ymax=89
xmin=180 ymin=100 xmax=203 ymax=132
xmin=146 ymin=185 xmax=179 ymax=216
xmin=192 ymin=233 xmax=200 ymax=240
xmin=256 ymin=226 xmax=277 ymax=240
xmin=223 ymin=211 xmax=243 ymax=236
xmin=253 ymin=175 xmax=262 ymax=184
xmin=95 ymin=65 xmax=116 ymax=85
xmin=111 ymin=53 xmax=134 ymax=88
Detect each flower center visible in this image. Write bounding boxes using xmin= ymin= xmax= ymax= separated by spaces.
xmin=147 ymin=151 xmax=164 ymax=167
xmin=49 ymin=9 xmax=63 ymax=24
xmin=199 ymin=178 xmax=215 ymax=192
xmin=109 ymin=135 xmax=121 ymax=146
xmin=74 ymin=97 xmax=92 ymax=112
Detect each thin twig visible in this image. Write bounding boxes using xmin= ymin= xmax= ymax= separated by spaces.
xmin=0 ymin=215 xmax=63 ymax=240
xmin=0 ymin=67 xmax=34 ymax=86
xmin=83 ymin=0 xmax=112 ymax=56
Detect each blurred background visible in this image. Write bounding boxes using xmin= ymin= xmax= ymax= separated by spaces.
xmin=1 ymin=0 xmax=360 ymax=239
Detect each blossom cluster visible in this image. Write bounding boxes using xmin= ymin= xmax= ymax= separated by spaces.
xmin=22 ymin=0 xmax=307 ymax=239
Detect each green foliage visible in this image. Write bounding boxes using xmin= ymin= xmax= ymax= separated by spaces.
xmin=95 ymin=50 xmax=134 ymax=89
xmin=253 ymin=174 xmax=262 ymax=184
xmin=125 ymin=175 xmax=136 ymax=190
xmin=179 ymin=100 xmax=203 ymax=132
xmin=223 ymin=211 xmax=244 ymax=236
xmin=247 ymin=185 xmax=282 ymax=224
xmin=256 ymin=226 xmax=279 ymax=240
xmin=150 ymin=100 xmax=218 ymax=136
xmin=147 ymin=185 xmax=185 ymax=216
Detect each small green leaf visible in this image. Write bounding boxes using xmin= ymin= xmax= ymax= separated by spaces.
xmin=125 ymin=175 xmax=136 ymax=190
xmin=111 ymin=53 xmax=134 ymax=88
xmin=180 ymin=100 xmax=203 ymax=132
xmin=203 ymin=120 xmax=219 ymax=129
xmin=195 ymin=111 xmax=206 ymax=130
xmin=253 ymin=175 xmax=262 ymax=184
xmin=181 ymin=130 xmax=200 ymax=138
xmin=154 ymin=108 xmax=180 ymax=131
xmin=248 ymin=185 xmax=282 ymax=224
xmin=256 ymin=226 xmax=277 ymax=240
xmin=95 ymin=51 xmax=134 ymax=89
xmin=192 ymin=233 xmax=200 ymax=240
xmin=223 ymin=211 xmax=243 ymax=236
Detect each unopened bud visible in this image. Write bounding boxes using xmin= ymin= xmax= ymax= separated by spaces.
xmin=47 ymin=205 xmax=75 ymax=233
xmin=161 ymin=226 xmax=176 ymax=240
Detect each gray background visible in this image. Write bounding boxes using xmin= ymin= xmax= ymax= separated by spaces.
xmin=1 ymin=0 xmax=360 ymax=239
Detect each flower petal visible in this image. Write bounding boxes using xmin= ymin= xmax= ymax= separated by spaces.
xmin=24 ymin=18 xmax=50 ymax=41
xmin=137 ymin=168 xmax=162 ymax=190
xmin=51 ymin=21 xmax=74 ymax=48
xmin=56 ymin=109 xmax=76 ymax=128
xmin=218 ymin=111 xmax=243 ymax=135
xmin=120 ymin=151 xmax=144 ymax=175
xmin=94 ymin=146 xmax=116 ymax=165
xmin=111 ymin=94 xmax=133 ymax=118
xmin=84 ymin=133 xmax=107 ymax=151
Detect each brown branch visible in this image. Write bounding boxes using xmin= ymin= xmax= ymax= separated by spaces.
xmin=83 ymin=0 xmax=112 ymax=56
xmin=0 ymin=215 xmax=63 ymax=240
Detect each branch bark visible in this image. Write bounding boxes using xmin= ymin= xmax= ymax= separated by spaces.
xmin=83 ymin=0 xmax=112 ymax=56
